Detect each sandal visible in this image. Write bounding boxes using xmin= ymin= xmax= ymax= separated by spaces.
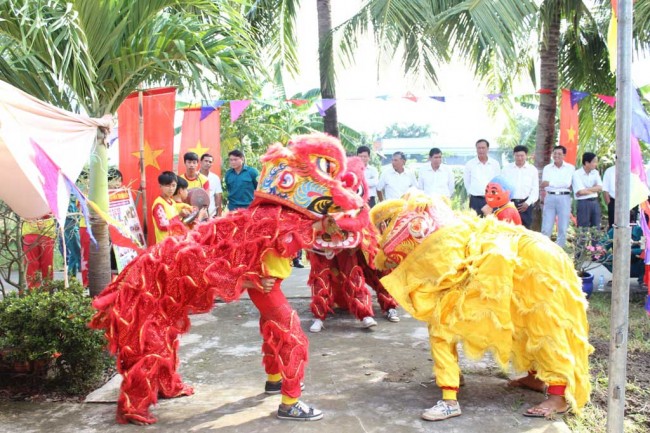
xmin=522 ymin=408 xmax=568 ymax=418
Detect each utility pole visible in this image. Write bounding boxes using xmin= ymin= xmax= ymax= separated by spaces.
xmin=607 ymin=1 xmax=633 ymax=431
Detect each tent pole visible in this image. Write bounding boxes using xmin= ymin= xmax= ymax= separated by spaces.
xmin=138 ymin=91 xmax=147 ymax=246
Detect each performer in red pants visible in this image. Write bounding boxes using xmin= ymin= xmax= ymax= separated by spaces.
xmin=22 ymin=215 xmax=56 ymax=288
xmin=90 ymin=134 xmax=366 ymax=425
xmin=308 ymin=157 xmax=400 ymax=333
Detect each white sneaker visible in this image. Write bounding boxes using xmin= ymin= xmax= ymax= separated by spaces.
xmin=309 ymin=319 xmax=324 ymax=333
xmin=277 ymin=400 xmax=323 ymax=421
xmin=361 ymin=316 xmax=377 ymax=328
xmin=421 ymin=400 xmax=462 ymax=421
xmin=386 ymin=308 xmax=400 ymax=322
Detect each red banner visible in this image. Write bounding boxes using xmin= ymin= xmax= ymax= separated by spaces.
xmin=178 ymin=108 xmax=221 ymax=176
xmin=117 ymin=87 xmax=176 ymax=247
xmin=559 ymin=89 xmax=579 ymax=166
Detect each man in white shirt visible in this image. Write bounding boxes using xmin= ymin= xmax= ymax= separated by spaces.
xmin=572 ymin=152 xmax=603 ymax=228
xmin=602 ymin=163 xmax=616 ymax=228
xmin=357 ymin=145 xmax=379 ymax=207
xmin=463 ymin=139 xmax=501 ymax=215
xmin=377 ymin=151 xmax=417 ymax=201
xmin=418 ymin=148 xmax=455 ymax=199
xmin=200 ymin=153 xmax=223 ymax=217
xmin=541 ymin=145 xmax=575 ymax=247
xmin=500 ymin=145 xmax=539 ymax=229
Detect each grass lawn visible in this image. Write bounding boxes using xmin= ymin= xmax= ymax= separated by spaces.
xmin=566 ymin=291 xmax=650 ymax=432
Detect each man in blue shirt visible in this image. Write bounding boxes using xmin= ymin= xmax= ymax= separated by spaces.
xmin=225 ymin=149 xmax=259 ymax=210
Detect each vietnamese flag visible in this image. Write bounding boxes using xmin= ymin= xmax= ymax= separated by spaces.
xmin=559 ymin=89 xmax=579 ymax=166
xmin=117 ymin=87 xmax=176 ymax=247
xmin=178 ymin=108 xmax=221 ymax=176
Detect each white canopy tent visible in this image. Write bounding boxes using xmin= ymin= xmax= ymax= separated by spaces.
xmin=0 ymin=80 xmax=111 ymax=222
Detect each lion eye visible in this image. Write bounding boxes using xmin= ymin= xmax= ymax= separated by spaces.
xmin=316 ymin=157 xmax=336 ymax=177
xmin=278 ymin=171 xmax=295 ymax=190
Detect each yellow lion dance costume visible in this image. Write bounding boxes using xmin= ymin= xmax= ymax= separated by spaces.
xmin=371 ymin=192 xmax=592 ymax=421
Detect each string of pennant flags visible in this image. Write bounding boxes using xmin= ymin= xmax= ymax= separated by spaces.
xmin=174 ymin=88 xmax=633 ymax=123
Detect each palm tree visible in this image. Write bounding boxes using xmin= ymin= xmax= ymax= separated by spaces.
xmin=335 ymin=0 xmax=650 ymax=226
xmin=244 ymin=0 xmax=340 ymax=137
xmin=316 ymin=0 xmax=339 ymax=137
xmin=0 ymin=0 xmax=257 ymax=295
xmin=244 ymin=0 xmax=301 ymax=77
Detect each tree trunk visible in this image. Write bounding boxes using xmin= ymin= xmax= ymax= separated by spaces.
xmin=532 ymin=0 xmax=561 ymax=231
xmin=316 ymin=0 xmax=339 ymax=137
xmin=88 ymin=129 xmax=111 ymax=296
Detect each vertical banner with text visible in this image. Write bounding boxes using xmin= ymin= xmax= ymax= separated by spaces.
xmin=108 ymin=188 xmax=145 ymax=272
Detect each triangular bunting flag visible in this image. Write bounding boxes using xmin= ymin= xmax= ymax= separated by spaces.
xmin=487 ymin=94 xmax=502 ymax=101
xmin=640 ymin=84 xmax=650 ymax=101
xmin=31 ymin=138 xmax=63 ymax=222
xmin=596 ymin=94 xmax=616 ymax=108
xmin=63 ymin=177 xmax=98 ymax=248
xmin=230 ymin=100 xmax=251 ymax=123
xmin=315 ymin=99 xmax=336 ymax=116
xmin=376 ymin=95 xmax=389 ymax=101
xmin=607 ymin=2 xmax=618 ymax=73
xmin=430 ymin=96 xmax=446 ymax=102
xmin=175 ymin=101 xmax=192 ymax=109
xmin=200 ymin=106 xmax=216 ymax=121
xmin=403 ymin=92 xmax=418 ymax=102
xmin=287 ymin=99 xmax=309 ymax=107
xmin=631 ymin=135 xmax=646 ymax=181
xmin=632 ymin=89 xmax=650 ymax=143
xmin=570 ymin=90 xmax=589 ymax=107
xmin=200 ymin=100 xmax=225 ymax=120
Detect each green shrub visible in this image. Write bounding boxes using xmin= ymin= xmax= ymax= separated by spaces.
xmin=0 ymin=279 xmax=113 ymax=394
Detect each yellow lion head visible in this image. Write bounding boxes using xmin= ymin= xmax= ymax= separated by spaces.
xmin=370 ymin=191 xmax=455 ymax=270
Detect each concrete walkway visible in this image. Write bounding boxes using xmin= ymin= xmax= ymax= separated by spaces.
xmin=0 ymin=267 xmax=571 ymax=432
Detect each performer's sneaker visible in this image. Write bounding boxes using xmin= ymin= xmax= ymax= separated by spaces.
xmin=264 ymin=380 xmax=305 ymax=394
xmin=361 ymin=316 xmax=377 ymax=328
xmin=277 ymin=401 xmax=323 ymax=421
xmin=421 ymin=400 xmax=462 ymax=421
xmin=386 ymin=308 xmax=400 ymax=322
xmin=309 ymin=319 xmax=324 ymax=333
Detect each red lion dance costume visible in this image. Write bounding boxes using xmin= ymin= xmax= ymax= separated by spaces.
xmin=90 ymin=134 xmax=364 ymax=425
xmin=308 ymin=158 xmax=399 ymax=332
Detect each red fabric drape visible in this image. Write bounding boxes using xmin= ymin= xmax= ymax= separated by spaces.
xmin=118 ymin=87 xmax=176 ymax=247
xmin=177 ymin=108 xmax=221 ymax=176
xmin=559 ymin=89 xmax=579 ymax=165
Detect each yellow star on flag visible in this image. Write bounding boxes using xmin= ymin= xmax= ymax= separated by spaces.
xmin=188 ymin=140 xmax=210 ymax=157
xmin=567 ymin=126 xmax=577 ymax=143
xmin=132 ymin=140 xmax=164 ymax=170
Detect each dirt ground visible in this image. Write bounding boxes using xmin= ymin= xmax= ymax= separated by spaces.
xmin=588 ymin=338 xmax=650 ymax=429
xmin=1 ymin=295 xmax=649 ymax=432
